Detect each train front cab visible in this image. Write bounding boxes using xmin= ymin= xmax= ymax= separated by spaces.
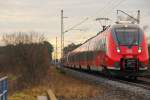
xmin=106 ymin=24 xmax=149 ymax=78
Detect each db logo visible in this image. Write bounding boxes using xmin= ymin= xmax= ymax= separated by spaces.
xmin=127 ymin=49 xmax=132 ymax=53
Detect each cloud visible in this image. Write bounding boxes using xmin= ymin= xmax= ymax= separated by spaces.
xmin=0 ymin=0 xmax=149 ymax=58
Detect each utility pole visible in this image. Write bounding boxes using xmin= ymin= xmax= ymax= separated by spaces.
xmin=61 ymin=10 xmax=64 ymax=59
xmin=55 ymin=37 xmax=58 ymax=63
xmin=137 ymin=10 xmax=140 ymax=24
xmin=60 ymin=10 xmax=88 ymax=59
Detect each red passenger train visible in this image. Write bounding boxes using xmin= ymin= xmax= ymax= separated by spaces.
xmin=63 ymin=22 xmax=149 ymax=79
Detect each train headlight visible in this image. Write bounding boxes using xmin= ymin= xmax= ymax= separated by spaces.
xmin=116 ymin=47 xmax=120 ymax=53
xmin=138 ymin=47 xmax=142 ymax=53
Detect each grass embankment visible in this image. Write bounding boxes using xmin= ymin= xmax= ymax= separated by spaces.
xmin=9 ymin=66 xmax=104 ymax=100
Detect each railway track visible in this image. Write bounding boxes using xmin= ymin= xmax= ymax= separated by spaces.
xmin=114 ymin=77 xmax=150 ymax=90
xmin=58 ymin=66 xmax=150 ymax=99
xmin=65 ymin=67 xmax=150 ymax=91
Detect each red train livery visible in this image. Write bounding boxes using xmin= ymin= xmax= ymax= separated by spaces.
xmin=63 ymin=23 xmax=149 ymax=79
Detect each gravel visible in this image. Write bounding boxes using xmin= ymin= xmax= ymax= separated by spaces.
xmin=58 ymin=67 xmax=150 ymax=100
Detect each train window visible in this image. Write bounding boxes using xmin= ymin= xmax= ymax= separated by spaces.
xmin=114 ymin=27 xmax=142 ymax=46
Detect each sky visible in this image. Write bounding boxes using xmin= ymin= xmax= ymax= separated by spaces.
xmin=0 ymin=0 xmax=149 ymax=58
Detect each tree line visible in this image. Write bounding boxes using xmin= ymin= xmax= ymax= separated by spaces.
xmin=0 ymin=32 xmax=53 ymax=89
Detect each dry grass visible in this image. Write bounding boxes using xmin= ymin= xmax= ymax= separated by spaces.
xmin=9 ymin=86 xmax=47 ymax=100
xmin=46 ymin=66 xmax=104 ymax=99
xmin=9 ymin=66 xmax=104 ymax=100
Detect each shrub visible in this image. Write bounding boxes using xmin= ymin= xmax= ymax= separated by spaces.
xmin=1 ymin=32 xmax=53 ymax=89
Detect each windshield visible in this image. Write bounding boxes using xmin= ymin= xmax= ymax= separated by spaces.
xmin=113 ymin=27 xmax=143 ymax=46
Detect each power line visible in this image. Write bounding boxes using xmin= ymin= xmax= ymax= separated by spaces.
xmin=74 ymin=0 xmax=126 ymax=27
xmin=63 ymin=0 xmax=117 ymax=30
xmin=64 ymin=17 xmax=89 ymax=33
xmin=94 ymin=0 xmax=118 ymax=17
xmin=63 ymin=0 xmax=126 ymax=32
xmin=84 ymin=0 xmax=123 ymax=31
xmin=74 ymin=0 xmax=118 ymax=33
xmin=102 ymin=0 xmax=127 ymax=17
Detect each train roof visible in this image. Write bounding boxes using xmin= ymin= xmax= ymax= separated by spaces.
xmin=82 ymin=26 xmax=111 ymax=45
xmin=68 ymin=23 xmax=142 ymax=55
xmin=111 ymin=23 xmax=140 ymax=29
xmin=69 ymin=26 xmax=110 ymax=54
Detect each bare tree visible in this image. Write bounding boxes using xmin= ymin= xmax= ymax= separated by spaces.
xmin=2 ymin=32 xmax=46 ymax=45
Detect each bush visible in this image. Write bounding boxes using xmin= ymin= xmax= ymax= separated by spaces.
xmin=0 ymin=32 xmax=53 ymax=89
xmin=16 ymin=43 xmax=50 ymax=87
